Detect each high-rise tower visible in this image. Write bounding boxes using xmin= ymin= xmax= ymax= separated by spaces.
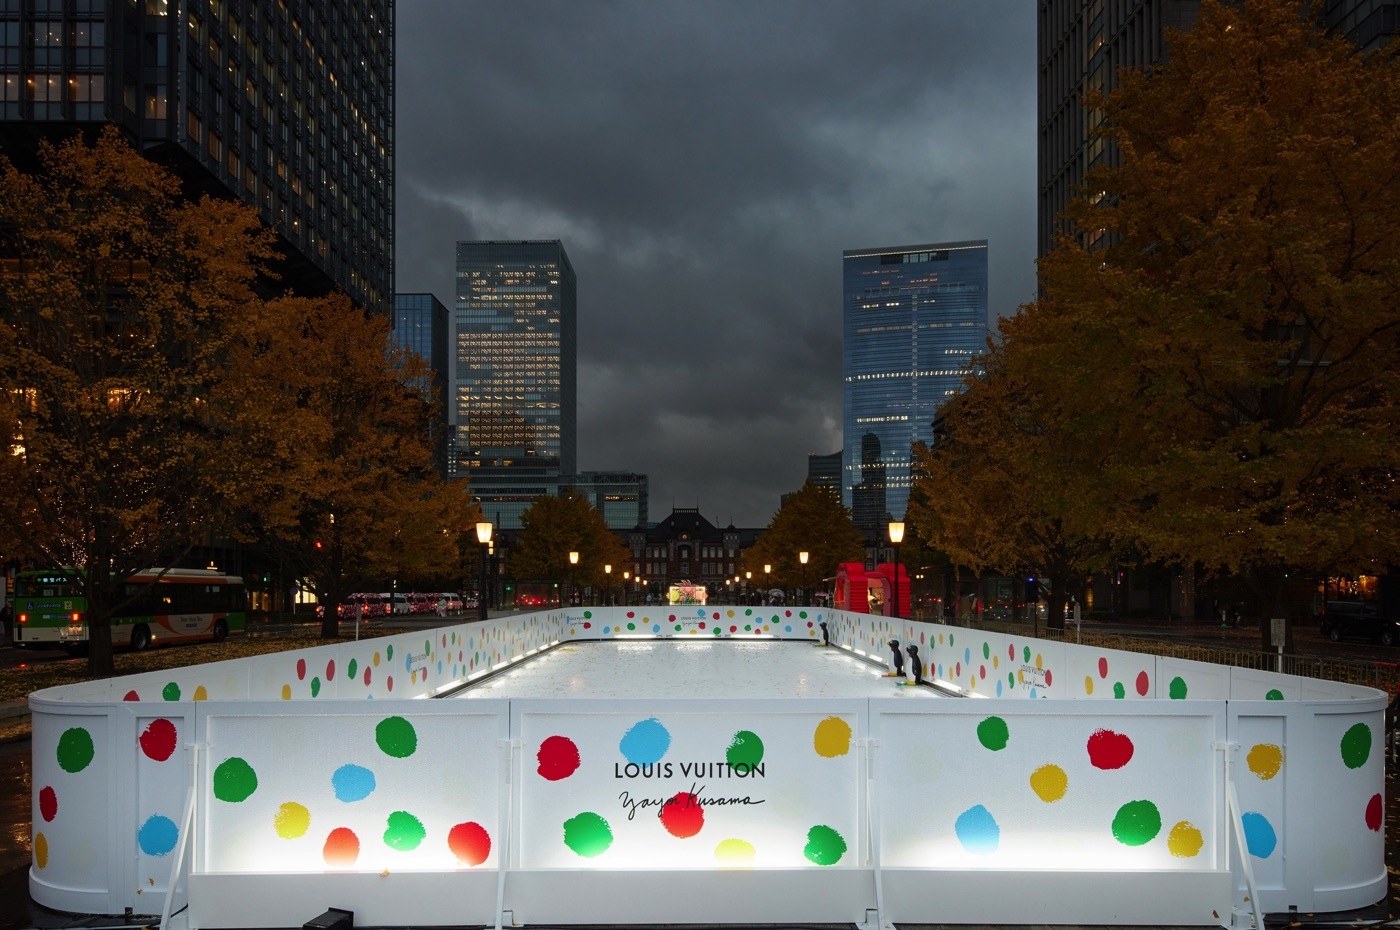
xmin=842 ymin=240 xmax=989 ymax=530
xmin=0 ymin=0 xmax=395 ymax=315
xmin=453 ymin=240 xmax=577 ymax=528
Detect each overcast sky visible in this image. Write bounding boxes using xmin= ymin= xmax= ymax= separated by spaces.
xmin=394 ymin=0 xmax=1037 ymax=528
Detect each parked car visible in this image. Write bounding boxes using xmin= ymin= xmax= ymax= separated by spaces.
xmin=1319 ymin=600 xmax=1400 ymax=646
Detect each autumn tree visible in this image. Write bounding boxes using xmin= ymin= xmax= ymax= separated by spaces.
xmin=0 ymin=128 xmax=282 ymax=674
xmin=740 ymin=481 xmax=866 ymax=594
xmin=1029 ymin=0 xmax=1400 ymax=638
xmin=230 ymin=292 xmax=476 ymax=637
xmin=509 ymin=491 xmax=631 ymax=600
xmin=908 ymin=334 xmax=1116 ymax=629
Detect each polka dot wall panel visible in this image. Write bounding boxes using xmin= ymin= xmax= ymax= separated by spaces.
xmin=517 ymin=705 xmax=865 ymax=869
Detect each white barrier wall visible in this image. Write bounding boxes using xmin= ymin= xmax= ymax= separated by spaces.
xmin=28 ymin=607 xmax=1387 ymax=928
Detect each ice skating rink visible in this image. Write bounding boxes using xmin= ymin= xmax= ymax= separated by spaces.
xmin=451 ymin=638 xmax=945 ymax=700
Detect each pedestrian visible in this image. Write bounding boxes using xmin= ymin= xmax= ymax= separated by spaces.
xmin=1230 ymin=604 xmax=1241 ymax=628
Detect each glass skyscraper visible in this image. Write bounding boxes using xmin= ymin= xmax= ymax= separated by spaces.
xmin=392 ymin=292 xmax=449 ymax=475
xmin=453 ymin=240 xmax=577 ymax=528
xmin=842 ymin=240 xmax=989 ymax=530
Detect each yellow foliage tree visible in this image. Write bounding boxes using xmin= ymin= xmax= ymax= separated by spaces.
xmin=0 ymin=128 xmax=280 ymax=674
xmin=1028 ymin=0 xmax=1400 ymax=634
xmin=740 ymin=481 xmax=866 ymax=597
xmin=509 ymin=492 xmax=631 ymax=601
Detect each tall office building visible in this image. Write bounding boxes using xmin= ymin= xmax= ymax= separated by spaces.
xmin=842 ymin=240 xmax=989 ymax=530
xmin=392 ymin=292 xmax=449 ymax=475
xmin=1039 ymin=0 xmax=1397 ymax=259
xmin=0 ymin=0 xmax=394 ymax=315
xmin=567 ymin=471 xmax=648 ymax=530
xmin=806 ymin=451 xmax=841 ymax=493
xmin=454 ymin=240 xmax=577 ymax=529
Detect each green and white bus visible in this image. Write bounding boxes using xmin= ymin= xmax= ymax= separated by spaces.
xmin=13 ymin=568 xmax=247 ymax=652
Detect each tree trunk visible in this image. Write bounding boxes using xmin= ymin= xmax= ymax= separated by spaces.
xmin=1248 ymin=563 xmax=1293 ymax=653
xmin=85 ymin=563 xmax=115 ymax=677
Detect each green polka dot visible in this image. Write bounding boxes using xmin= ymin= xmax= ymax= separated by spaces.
xmin=1112 ymin=799 xmax=1161 ymax=846
xmin=376 ymin=716 xmax=418 ymax=758
xmin=674 ymin=624 xmax=682 ymax=632
xmin=386 ymin=644 xmax=394 ymax=661
xmin=583 ymin=611 xmax=592 ymax=619
xmin=162 ymin=682 xmax=181 ymax=702
xmin=1168 ymin=677 xmax=1188 ymax=700
xmin=1341 ymin=723 xmax=1372 ymax=770
xmin=627 ymin=623 xmax=635 ymax=631
xmin=56 ymin=727 xmax=95 ymax=773
xmin=212 ymin=757 xmax=258 ymax=803
xmin=1265 ymin=689 xmax=1284 ymax=701
xmin=803 ymin=824 xmax=847 ymax=865
xmin=424 ymin=640 xmax=431 ymax=656
xmin=726 ymin=730 xmax=765 ymax=769
xmin=348 ymin=658 xmax=358 ymax=679
xmin=310 ymin=677 xmax=321 ymax=697
xmin=982 ymin=642 xmax=990 ymax=659
xmin=383 ymin=811 xmax=426 ymax=851
xmin=976 ymin=716 xmax=1010 ymax=751
xmin=1113 ymin=682 xmax=1126 ymax=699
xmin=563 ymin=812 xmax=613 ymax=857
xmin=745 ymin=609 xmax=753 ymax=616
xmin=744 ymin=625 xmax=752 ymax=631
xmin=713 ymin=627 xmax=722 ymax=635
xmin=1008 ymin=672 xmax=1015 ymax=688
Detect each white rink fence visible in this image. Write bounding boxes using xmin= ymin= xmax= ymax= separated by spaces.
xmin=27 ymin=606 xmax=1387 ymax=929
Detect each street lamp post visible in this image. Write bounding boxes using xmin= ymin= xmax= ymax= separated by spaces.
xmin=622 ymin=571 xmax=630 ymax=605
xmin=604 ymin=564 xmax=612 ymax=606
xmin=799 ymin=551 xmax=809 ymax=606
xmin=475 ymin=521 xmax=493 ymax=623
xmin=764 ymin=564 xmax=771 ymax=606
xmin=887 ymin=521 xmax=905 ymax=619
xmin=745 ymin=571 xmax=751 ymax=605
xmin=568 ymin=551 xmax=579 ymax=607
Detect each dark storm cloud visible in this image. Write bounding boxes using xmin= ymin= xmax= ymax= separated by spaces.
xmin=394 ymin=0 xmax=1037 ymax=527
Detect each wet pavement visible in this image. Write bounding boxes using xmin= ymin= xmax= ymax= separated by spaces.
xmin=0 ymin=738 xmax=36 ymax=930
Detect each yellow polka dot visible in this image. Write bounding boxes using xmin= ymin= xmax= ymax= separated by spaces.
xmin=993 ymin=656 xmax=999 ymax=669
xmin=1017 ymin=669 xmax=1025 ymax=684
xmin=714 ymin=838 xmax=755 ymax=865
xmin=727 ymin=610 xmax=735 ymax=618
xmin=274 ymin=802 xmax=311 ymax=839
xmin=1247 ymin=743 xmax=1283 ymax=780
xmin=281 ymin=684 xmax=292 ymax=700
xmin=34 ymin=832 xmax=47 ymax=869
xmin=1084 ymin=676 xmax=1094 ymax=695
xmin=193 ymin=686 xmax=208 ymax=701
xmin=373 ymin=652 xmax=381 ymax=667
xmin=1035 ymin=654 xmax=1043 ymax=669
xmin=813 ymin=716 xmax=853 ymax=758
xmin=1030 ymin=764 xmax=1068 ymax=802
xmin=1168 ymin=821 xmax=1204 ymax=858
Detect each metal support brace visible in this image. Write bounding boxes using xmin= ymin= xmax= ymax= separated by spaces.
xmin=495 ymin=738 xmax=521 ymax=930
xmin=859 ymin=737 xmax=889 ymax=930
xmin=1216 ymin=740 xmax=1266 ymax=930
xmin=161 ymin=741 xmax=203 ymax=930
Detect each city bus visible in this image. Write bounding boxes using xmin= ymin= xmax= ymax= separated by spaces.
xmin=13 ymin=568 xmax=247 ymax=652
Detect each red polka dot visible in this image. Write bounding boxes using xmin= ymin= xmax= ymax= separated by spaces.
xmin=1044 ymin=669 xmax=1052 ymax=686
xmin=448 ymin=821 xmax=492 ymax=865
xmin=956 ymin=662 xmax=962 ymax=676
xmin=626 ymin=611 xmax=635 ymax=618
xmin=363 ymin=667 xmax=372 ymax=686
xmin=979 ymin=665 xmax=986 ymax=680
xmin=1008 ymin=645 xmax=1015 ymax=659
xmin=39 ymin=786 xmax=57 ymax=822
xmin=730 ymin=626 xmax=737 ymax=633
xmin=659 ymin=792 xmax=704 ymax=837
xmin=582 ymin=622 xmax=591 ymax=629
xmin=325 ymin=660 xmax=336 ymax=682
xmin=387 ymin=676 xmax=394 ymax=692
xmin=296 ymin=658 xmax=307 ymax=680
xmin=699 ymin=622 xmax=706 ymax=629
xmin=1366 ymin=793 xmax=1383 ymax=831
xmin=1135 ymin=671 xmax=1150 ymax=696
xmin=1087 ymin=729 xmax=1134 ymax=770
xmin=1098 ymin=657 xmax=1109 ymax=679
xmin=123 ymin=690 xmax=140 ymax=702
xmin=139 ymin=718 xmax=178 ymax=762
xmin=537 ymin=735 xmax=581 ymax=781
xmin=323 ymin=827 xmax=360 ymax=867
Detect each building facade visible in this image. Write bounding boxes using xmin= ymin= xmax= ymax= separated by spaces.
xmin=806 ymin=450 xmax=841 ymax=493
xmin=568 ymin=471 xmax=648 ymax=531
xmin=453 ymin=239 xmax=577 ymax=529
xmin=625 ymin=508 xmax=760 ymax=604
xmin=842 ymin=240 xmax=989 ymax=530
xmin=391 ymin=292 xmax=449 ymax=475
xmin=0 ymin=0 xmax=395 ymax=315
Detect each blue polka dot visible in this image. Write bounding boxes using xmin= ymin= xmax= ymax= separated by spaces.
xmin=964 ymin=647 xmax=971 ymax=664
xmin=437 ymin=660 xmax=442 ymax=674
xmin=405 ymin=655 xmax=412 ymax=671
xmin=954 ymin=805 xmax=999 ymax=854
xmin=1242 ymin=812 xmax=1277 ymax=858
xmin=652 ymin=624 xmax=661 ymax=633
xmin=996 ymin=680 xmax=1003 ymax=697
xmin=785 ymin=626 xmax=792 ymax=633
xmin=332 ymin=764 xmax=376 ymax=802
xmin=620 ymin=717 xmax=671 ymax=764
xmin=138 ymin=814 xmax=179 ymax=857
